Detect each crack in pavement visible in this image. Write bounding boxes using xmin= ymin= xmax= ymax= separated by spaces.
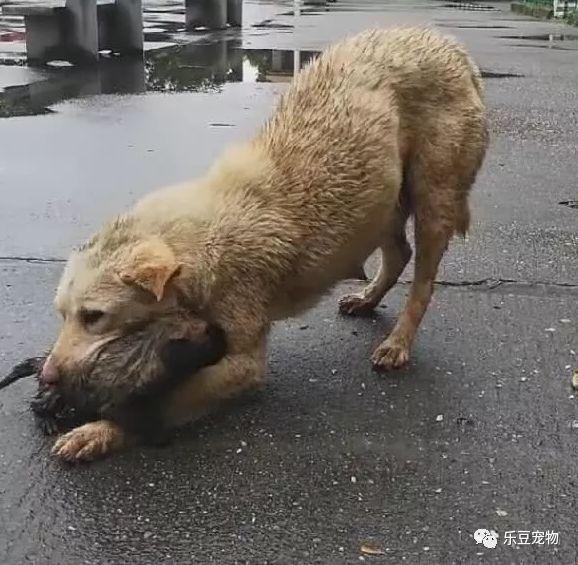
xmin=435 ymin=277 xmax=577 ymax=289
xmin=0 ymin=256 xmax=66 ymax=264
xmin=398 ymin=277 xmax=578 ymax=298
xmin=1 ymin=257 xmax=576 ymax=297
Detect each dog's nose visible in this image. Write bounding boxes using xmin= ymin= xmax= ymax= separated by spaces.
xmin=40 ymin=356 xmax=60 ymax=385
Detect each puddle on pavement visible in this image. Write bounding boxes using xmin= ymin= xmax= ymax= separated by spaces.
xmin=501 ymin=33 xmax=578 ymax=50
xmin=252 ymin=19 xmax=294 ymax=30
xmin=480 ymin=70 xmax=524 ymax=79
xmin=440 ymin=2 xmax=497 ymax=11
xmin=0 ymin=41 xmax=320 ymax=118
xmin=279 ymin=1 xmax=435 ymax=16
xmin=437 ymin=24 xmax=513 ymax=29
xmin=503 ymin=33 xmax=578 ymax=42
xmin=143 ymin=20 xmax=187 ymax=43
xmin=0 ymin=40 xmax=528 ymax=118
xmin=279 ymin=10 xmax=321 ymax=17
xmin=508 ymin=43 xmax=578 ymax=51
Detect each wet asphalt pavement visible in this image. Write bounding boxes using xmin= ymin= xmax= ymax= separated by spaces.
xmin=0 ymin=1 xmax=577 ymax=563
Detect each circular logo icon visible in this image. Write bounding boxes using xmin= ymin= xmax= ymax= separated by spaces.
xmin=474 ymin=529 xmax=498 ymax=549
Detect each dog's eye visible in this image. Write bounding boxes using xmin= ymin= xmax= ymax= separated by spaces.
xmin=80 ymin=309 xmax=105 ymax=326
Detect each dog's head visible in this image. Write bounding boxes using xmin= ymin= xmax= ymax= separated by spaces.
xmin=53 ymin=314 xmax=225 ymax=415
xmin=43 ymin=219 xmax=220 ymax=410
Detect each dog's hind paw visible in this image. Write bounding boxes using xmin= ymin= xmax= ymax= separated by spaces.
xmin=371 ymin=339 xmax=410 ymax=371
xmin=52 ymin=420 xmax=125 ymax=462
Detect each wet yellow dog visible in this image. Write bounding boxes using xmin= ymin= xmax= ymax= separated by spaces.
xmin=42 ymin=28 xmax=488 ymax=461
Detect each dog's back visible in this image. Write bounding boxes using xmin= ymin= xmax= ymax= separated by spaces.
xmin=249 ymin=28 xmax=487 ymax=311
xmin=262 ymin=27 xmax=486 ymax=203
xmin=131 ymin=28 xmax=487 ymax=320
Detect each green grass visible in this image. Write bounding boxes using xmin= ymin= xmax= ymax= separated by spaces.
xmin=511 ymin=1 xmax=578 ymax=24
xmin=566 ymin=9 xmax=578 ymax=25
xmin=511 ymin=2 xmax=553 ymax=18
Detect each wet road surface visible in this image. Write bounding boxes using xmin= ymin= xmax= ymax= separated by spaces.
xmin=0 ymin=1 xmax=577 ymax=563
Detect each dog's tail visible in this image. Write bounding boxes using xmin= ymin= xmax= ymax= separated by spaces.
xmin=399 ymin=166 xmax=472 ymax=239
xmin=397 ymin=51 xmax=484 ymax=239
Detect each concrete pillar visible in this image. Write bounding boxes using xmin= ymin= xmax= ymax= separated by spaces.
xmin=271 ymin=50 xmax=284 ymax=73
xmin=185 ymin=0 xmax=227 ymax=30
xmin=227 ymin=0 xmax=242 ymax=26
xmin=293 ymin=49 xmax=300 ymax=76
xmin=23 ymin=15 xmax=62 ymax=63
xmin=112 ymin=0 xmax=144 ymax=52
xmin=65 ymin=0 xmax=99 ymax=63
xmin=5 ymin=0 xmax=144 ymax=65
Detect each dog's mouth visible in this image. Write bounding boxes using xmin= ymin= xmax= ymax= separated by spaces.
xmin=56 ymin=340 xmax=156 ymax=415
xmin=1 ymin=315 xmax=227 ymax=437
xmin=53 ymin=320 xmax=227 ymax=417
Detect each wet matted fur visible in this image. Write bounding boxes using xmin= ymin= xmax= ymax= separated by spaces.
xmin=55 ymin=313 xmax=225 ymax=416
xmin=48 ymin=28 xmax=488 ymax=461
xmin=35 ymin=314 xmax=224 ymax=443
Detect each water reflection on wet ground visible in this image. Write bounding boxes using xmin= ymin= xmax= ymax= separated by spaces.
xmin=0 ymin=32 xmax=529 ymax=118
xmin=503 ymin=33 xmax=578 ymax=41
xmin=500 ymin=32 xmax=578 ymax=50
xmin=0 ymin=0 xmax=246 ymax=60
xmin=0 ymin=40 xmax=319 ymax=117
xmin=441 ymin=2 xmax=496 ymax=11
xmin=0 ymin=0 xmax=570 ymax=118
xmin=0 ymin=0 xmax=318 ymax=116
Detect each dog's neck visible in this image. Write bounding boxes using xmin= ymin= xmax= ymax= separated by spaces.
xmin=117 ymin=140 xmax=301 ymax=312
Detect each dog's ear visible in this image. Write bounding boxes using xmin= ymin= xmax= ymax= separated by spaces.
xmin=117 ymin=239 xmax=181 ymax=302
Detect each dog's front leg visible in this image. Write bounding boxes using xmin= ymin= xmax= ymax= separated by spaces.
xmin=161 ymin=288 xmax=270 ymax=427
xmin=161 ymin=340 xmax=267 ymax=428
xmin=52 ymin=420 xmax=129 ymax=462
xmin=52 ymin=346 xmax=265 ymax=461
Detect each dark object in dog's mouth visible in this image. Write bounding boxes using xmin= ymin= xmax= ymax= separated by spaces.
xmin=56 ymin=322 xmax=227 ymax=422
xmin=0 ymin=357 xmax=95 ymax=434
xmin=0 ymin=320 xmax=227 ymax=439
xmin=31 ymin=383 xmax=97 ymax=435
xmin=0 ymin=357 xmax=44 ymax=391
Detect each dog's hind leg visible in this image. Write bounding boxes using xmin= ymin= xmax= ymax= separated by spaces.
xmin=339 ymin=206 xmax=411 ymax=316
xmin=371 ymin=216 xmax=450 ymax=371
xmin=370 ymin=142 xmax=482 ymax=370
xmin=369 ymin=93 xmax=487 ymax=371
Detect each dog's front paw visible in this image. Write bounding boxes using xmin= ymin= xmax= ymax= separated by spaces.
xmin=338 ymin=294 xmax=377 ymax=316
xmin=52 ymin=420 xmax=125 ymax=462
xmin=371 ymin=338 xmax=410 ymax=371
